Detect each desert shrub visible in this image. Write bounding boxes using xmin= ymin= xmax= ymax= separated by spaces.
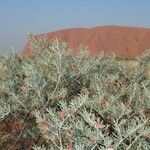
xmin=0 ymin=37 xmax=150 ymax=150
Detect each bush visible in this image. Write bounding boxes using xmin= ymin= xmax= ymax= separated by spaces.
xmin=0 ymin=37 xmax=150 ymax=150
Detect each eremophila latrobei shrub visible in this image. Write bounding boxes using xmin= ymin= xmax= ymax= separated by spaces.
xmin=0 ymin=36 xmax=150 ymax=150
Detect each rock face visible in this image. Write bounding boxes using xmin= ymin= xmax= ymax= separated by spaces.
xmin=22 ymin=25 xmax=150 ymax=58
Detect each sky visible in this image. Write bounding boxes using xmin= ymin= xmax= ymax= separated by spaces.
xmin=0 ymin=0 xmax=150 ymax=52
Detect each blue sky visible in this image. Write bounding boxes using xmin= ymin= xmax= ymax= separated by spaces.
xmin=0 ymin=0 xmax=150 ymax=52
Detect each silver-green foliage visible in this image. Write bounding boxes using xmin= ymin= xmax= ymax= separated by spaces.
xmin=0 ymin=36 xmax=150 ymax=149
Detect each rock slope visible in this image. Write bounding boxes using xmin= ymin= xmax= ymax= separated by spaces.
xmin=22 ymin=25 xmax=150 ymax=58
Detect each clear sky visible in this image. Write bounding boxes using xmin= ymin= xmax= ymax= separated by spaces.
xmin=0 ymin=0 xmax=150 ymax=52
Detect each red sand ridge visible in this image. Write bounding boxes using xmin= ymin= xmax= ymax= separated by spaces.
xmin=21 ymin=25 xmax=150 ymax=58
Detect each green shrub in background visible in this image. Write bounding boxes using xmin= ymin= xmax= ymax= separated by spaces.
xmin=0 ymin=36 xmax=150 ymax=150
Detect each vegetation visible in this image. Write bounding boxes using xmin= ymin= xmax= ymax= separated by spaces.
xmin=0 ymin=36 xmax=150 ymax=150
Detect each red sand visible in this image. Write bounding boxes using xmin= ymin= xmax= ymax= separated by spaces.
xmin=21 ymin=25 xmax=150 ymax=58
